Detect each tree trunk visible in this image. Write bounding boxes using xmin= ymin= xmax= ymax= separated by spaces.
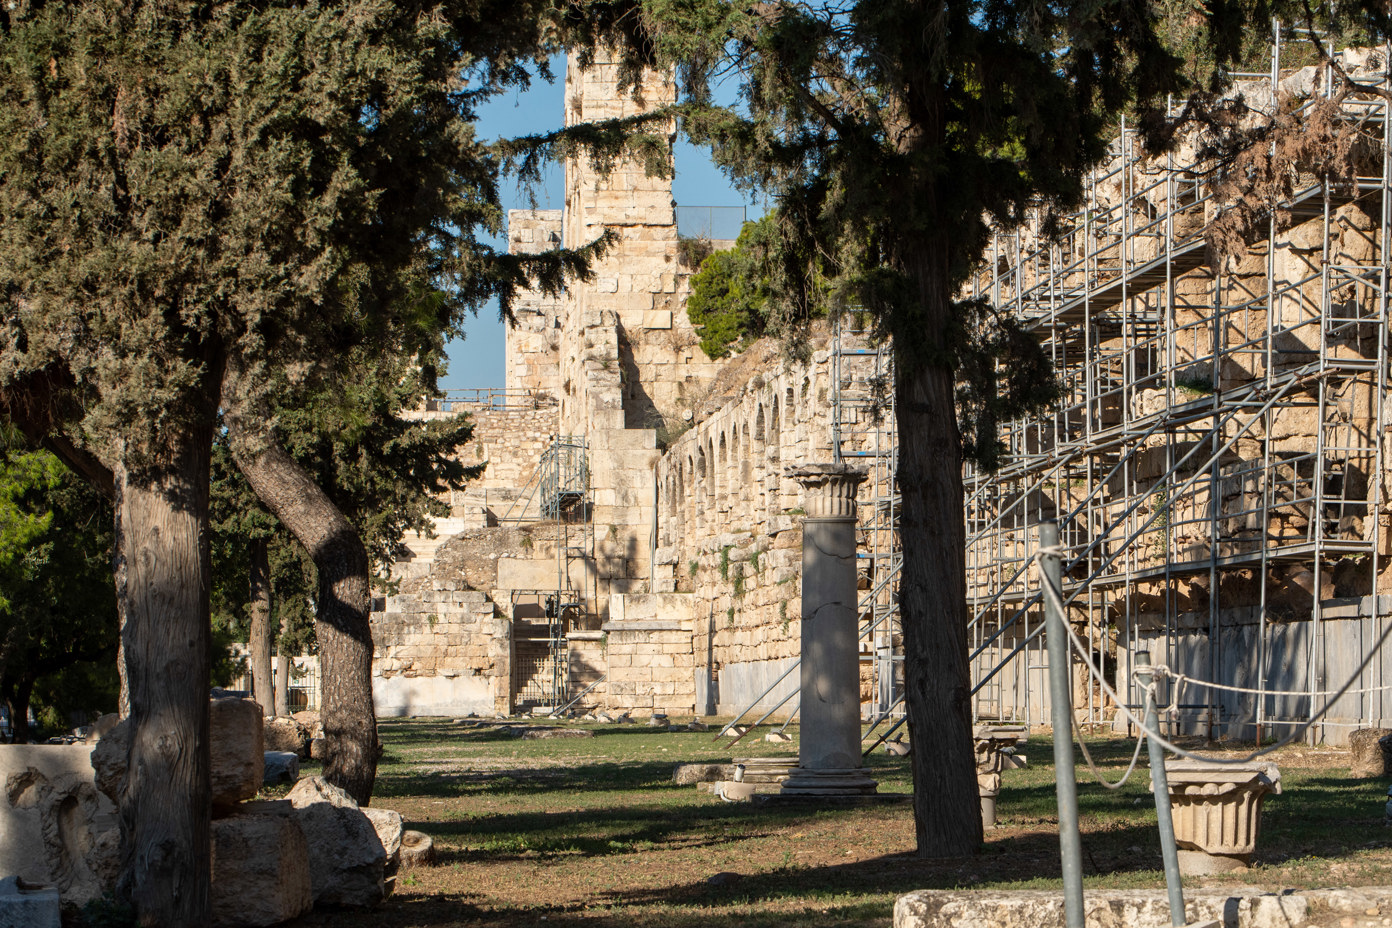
xmin=9 ymin=676 xmax=34 ymax=744
xmin=223 ymin=378 xmax=377 ymax=805
xmin=248 ymin=538 xmax=274 ymax=715
xmin=114 ymin=435 xmax=213 ymax=926
xmin=896 ymin=247 xmax=984 ymax=858
xmin=273 ymin=624 xmax=291 ymax=718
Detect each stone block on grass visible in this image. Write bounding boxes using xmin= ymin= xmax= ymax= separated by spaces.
xmin=1349 ymin=727 xmax=1392 ymax=777
xmin=211 ymin=812 xmax=313 ymax=928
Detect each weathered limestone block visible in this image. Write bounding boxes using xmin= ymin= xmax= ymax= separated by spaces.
xmin=263 ymin=751 xmax=300 ymax=786
xmin=0 ymin=876 xmax=61 ymax=928
xmin=211 ymin=697 xmax=265 ymax=806
xmin=1348 ymin=727 xmax=1392 ymax=777
xmin=286 ymin=777 xmax=387 ymax=907
xmin=210 ymin=811 xmax=313 ymax=928
xmin=0 ymin=745 xmax=119 ymax=906
xmin=364 ymin=808 xmax=405 ymax=890
xmin=264 ymin=717 xmax=308 ymax=757
xmin=399 ymin=831 xmax=436 ymax=870
xmin=894 ymin=888 xmax=1304 ymax=928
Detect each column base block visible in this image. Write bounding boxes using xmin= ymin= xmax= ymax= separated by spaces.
xmin=779 ymin=767 xmax=878 ymax=796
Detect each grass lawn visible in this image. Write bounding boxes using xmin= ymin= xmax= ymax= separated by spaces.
xmin=287 ymin=718 xmax=1392 ymax=928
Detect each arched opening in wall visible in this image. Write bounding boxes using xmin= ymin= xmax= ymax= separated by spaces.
xmin=769 ymin=397 xmax=780 ymax=459
xmin=754 ymin=405 xmax=765 ymax=443
xmin=786 ymin=387 xmax=795 ymax=425
xmin=767 ymin=396 xmax=782 ymax=518
xmin=663 ymin=472 xmax=676 ymax=548
xmin=690 ymin=452 xmax=703 ymax=533
xmin=730 ymin=426 xmax=740 ymax=503
xmin=718 ymin=432 xmax=728 ymax=508
xmin=740 ymin=420 xmax=754 ymax=489
xmin=707 ymin=437 xmax=718 ymax=502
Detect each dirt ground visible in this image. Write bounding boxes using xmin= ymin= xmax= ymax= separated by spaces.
xmin=264 ymin=719 xmax=1392 ymax=928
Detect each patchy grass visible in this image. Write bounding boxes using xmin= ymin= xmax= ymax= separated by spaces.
xmin=289 ymin=719 xmax=1392 ymax=928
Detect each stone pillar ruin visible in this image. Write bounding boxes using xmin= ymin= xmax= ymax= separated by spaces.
xmin=780 ymin=464 xmax=877 ymax=797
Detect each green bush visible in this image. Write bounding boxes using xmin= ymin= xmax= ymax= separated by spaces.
xmin=685 ymin=217 xmax=775 ymax=359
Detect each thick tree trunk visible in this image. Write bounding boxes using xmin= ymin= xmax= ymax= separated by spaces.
xmin=223 ymin=374 xmax=377 ymax=804
xmin=248 ymin=538 xmax=274 ymax=715
xmin=273 ymin=627 xmax=290 ymax=718
xmin=896 ymin=248 xmax=984 ymax=858
xmin=114 ymin=435 xmax=213 ymax=926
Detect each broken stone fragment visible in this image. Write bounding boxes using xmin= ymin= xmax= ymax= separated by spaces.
xmin=1349 ymin=727 xmax=1392 ymax=778
xmin=262 ymin=751 xmax=300 ymax=787
xmin=286 ymin=777 xmax=387 ymax=907
xmin=0 ymin=745 xmax=119 ymax=906
xmin=263 ymin=717 xmax=308 ymax=758
xmin=210 ymin=698 xmax=266 ymax=806
xmin=92 ymin=697 xmax=265 ymax=809
xmin=363 ymin=807 xmax=404 ymax=892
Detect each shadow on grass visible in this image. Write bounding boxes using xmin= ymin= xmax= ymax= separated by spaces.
xmin=426 ymin=800 xmax=833 ymax=861
xmin=293 ymin=822 xmax=1167 ymax=928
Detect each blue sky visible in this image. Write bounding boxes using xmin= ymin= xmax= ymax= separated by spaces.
xmin=439 ymin=57 xmax=757 ymax=392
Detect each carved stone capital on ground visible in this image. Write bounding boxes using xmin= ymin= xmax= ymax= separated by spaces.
xmin=1154 ymin=760 xmax=1281 ymax=874
xmin=787 ymin=464 xmax=867 ymax=519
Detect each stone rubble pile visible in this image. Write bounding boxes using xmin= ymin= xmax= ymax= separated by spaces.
xmin=1 ymin=698 xmax=423 ymax=927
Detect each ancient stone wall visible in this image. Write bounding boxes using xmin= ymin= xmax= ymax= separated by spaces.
xmin=401 ymin=403 xmax=558 ymax=542
xmin=505 ymin=209 xmax=564 ymax=398
xmin=653 ymin=337 xmax=890 ymax=715
xmin=556 ymin=52 xmax=723 ymax=436
xmin=602 ymin=594 xmax=697 ymax=715
xmin=371 ymin=585 xmax=510 ymax=718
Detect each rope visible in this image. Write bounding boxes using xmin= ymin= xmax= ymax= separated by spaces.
xmin=1034 ymin=545 xmax=1392 ymax=765
xmin=1151 ymin=665 xmax=1392 ymax=699
xmin=1073 ymin=707 xmax=1147 ymax=789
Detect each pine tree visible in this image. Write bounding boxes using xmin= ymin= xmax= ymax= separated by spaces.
xmin=0 ymin=2 xmax=645 ymax=921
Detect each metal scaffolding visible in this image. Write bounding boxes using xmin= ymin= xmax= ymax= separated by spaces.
xmin=723 ymin=29 xmax=1391 ymax=746
xmin=831 ymin=316 xmax=904 ymax=720
xmin=965 ymin=29 xmax=1392 ymax=741
xmin=504 ymin=436 xmax=596 ymax=711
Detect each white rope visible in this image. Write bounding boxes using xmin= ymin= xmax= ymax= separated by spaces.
xmin=1073 ymin=696 xmax=1148 ymax=789
xmin=1152 ymin=665 xmax=1392 ymax=699
xmin=1033 ymin=547 xmax=1392 ymax=765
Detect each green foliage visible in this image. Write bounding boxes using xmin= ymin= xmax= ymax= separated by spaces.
xmin=688 ymin=559 xmax=699 ymax=578
xmin=718 ymin=545 xmax=733 ymax=580
xmin=211 ymin=345 xmax=479 ymax=658
xmin=685 ymin=217 xmax=779 ymax=358
xmin=0 ymin=435 xmax=117 ymax=740
xmin=675 ymin=235 xmax=714 ymax=270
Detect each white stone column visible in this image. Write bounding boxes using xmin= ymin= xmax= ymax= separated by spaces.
xmin=780 ymin=464 xmax=877 ymax=796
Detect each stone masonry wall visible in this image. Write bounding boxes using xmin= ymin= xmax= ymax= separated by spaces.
xmin=654 ymin=336 xmax=888 ymax=715
xmin=505 ymin=209 xmax=564 ymax=399
xmin=602 ymin=594 xmax=697 ymax=715
xmin=405 ymin=403 xmax=558 ymax=531
xmin=558 ymin=52 xmax=723 ymax=436
xmin=371 ymin=586 xmax=510 ymax=718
